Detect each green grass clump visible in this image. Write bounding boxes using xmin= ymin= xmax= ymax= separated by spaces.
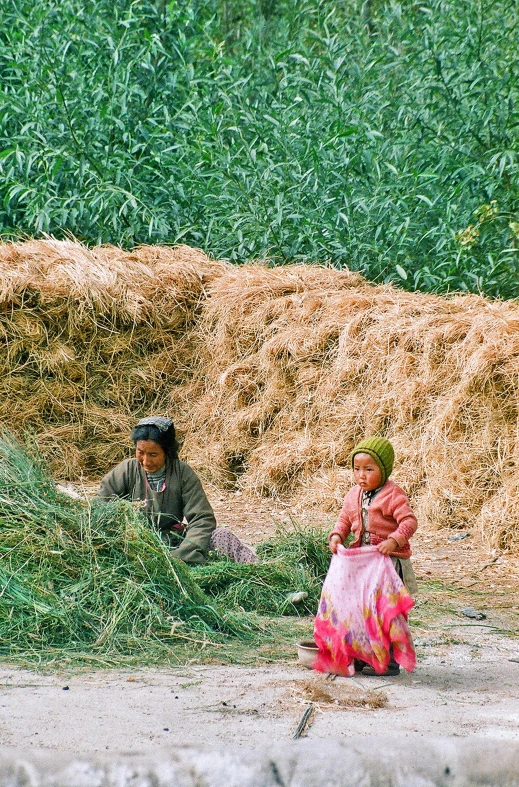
xmin=0 ymin=434 xmax=329 ymax=665
xmin=257 ymin=525 xmax=331 ymax=579
xmin=193 ymin=525 xmax=331 ymax=616
xmin=0 ymin=433 xmax=256 ymax=661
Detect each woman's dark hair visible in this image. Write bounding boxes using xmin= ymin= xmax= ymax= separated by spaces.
xmin=131 ymin=422 xmax=180 ymax=463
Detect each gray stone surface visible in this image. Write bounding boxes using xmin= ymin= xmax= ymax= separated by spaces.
xmin=1 ymin=738 xmax=519 ymax=787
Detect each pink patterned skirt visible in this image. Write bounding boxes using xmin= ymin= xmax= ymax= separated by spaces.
xmin=313 ymin=545 xmax=416 ymax=677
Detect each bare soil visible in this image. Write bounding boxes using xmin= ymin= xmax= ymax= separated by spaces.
xmin=1 ymin=490 xmax=518 ymax=753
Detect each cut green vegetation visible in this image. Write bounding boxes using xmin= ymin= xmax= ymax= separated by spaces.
xmin=0 ymin=434 xmax=329 ymax=667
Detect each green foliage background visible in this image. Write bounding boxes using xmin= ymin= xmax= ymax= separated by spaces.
xmin=1 ymin=0 xmax=519 ymax=296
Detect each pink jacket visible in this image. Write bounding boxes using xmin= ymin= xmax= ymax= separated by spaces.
xmin=330 ymin=480 xmax=417 ymax=559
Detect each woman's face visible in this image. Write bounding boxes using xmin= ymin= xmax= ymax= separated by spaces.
xmin=135 ymin=440 xmax=166 ymax=473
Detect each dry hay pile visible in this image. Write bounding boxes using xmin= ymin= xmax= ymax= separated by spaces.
xmin=178 ymin=265 xmax=519 ymax=553
xmin=295 ymin=678 xmax=388 ymax=710
xmin=0 ymin=238 xmax=226 ymax=475
xmin=1 ymin=239 xmax=519 ymax=552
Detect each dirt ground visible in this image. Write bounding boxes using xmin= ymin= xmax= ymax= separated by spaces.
xmin=1 ymin=489 xmax=518 ymax=752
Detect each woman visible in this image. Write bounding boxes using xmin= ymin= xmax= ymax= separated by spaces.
xmin=96 ymin=416 xmax=257 ymax=565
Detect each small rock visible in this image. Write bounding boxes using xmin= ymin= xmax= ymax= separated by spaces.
xmin=461 ymin=607 xmax=486 ymax=620
xmin=62 ymin=686 xmax=69 ymax=691
xmin=449 ymin=532 xmax=471 ymax=542
xmin=286 ymin=591 xmax=309 ymax=604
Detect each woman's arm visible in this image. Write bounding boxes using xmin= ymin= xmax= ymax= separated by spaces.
xmin=171 ymin=464 xmax=216 ymax=564
xmin=95 ymin=459 xmax=136 ymax=500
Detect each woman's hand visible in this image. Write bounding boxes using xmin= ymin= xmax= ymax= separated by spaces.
xmin=377 ymin=537 xmax=398 ymax=555
xmin=329 ymin=534 xmax=343 ymax=554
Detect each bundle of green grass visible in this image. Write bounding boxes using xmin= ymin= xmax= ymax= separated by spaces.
xmin=0 ymin=434 xmax=330 ymax=664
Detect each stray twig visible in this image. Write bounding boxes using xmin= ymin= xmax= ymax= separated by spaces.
xmin=459 ymin=554 xmax=500 ymax=584
xmin=293 ymin=703 xmax=314 ymax=739
xmin=443 ymin=623 xmax=515 ymax=634
xmin=480 ymin=556 xmax=500 ymax=571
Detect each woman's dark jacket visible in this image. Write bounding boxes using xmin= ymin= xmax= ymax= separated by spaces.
xmin=95 ymin=458 xmax=216 ymax=564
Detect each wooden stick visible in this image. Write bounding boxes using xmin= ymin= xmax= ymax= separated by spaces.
xmin=480 ymin=556 xmax=500 ymax=571
xmin=292 ymin=703 xmax=314 ymax=739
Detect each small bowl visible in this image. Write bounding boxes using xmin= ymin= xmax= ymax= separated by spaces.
xmin=297 ymin=639 xmax=319 ymax=669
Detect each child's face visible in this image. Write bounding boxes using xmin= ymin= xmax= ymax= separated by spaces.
xmin=353 ymin=452 xmax=383 ymax=491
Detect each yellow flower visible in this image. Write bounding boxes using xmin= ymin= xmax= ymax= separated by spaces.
xmin=475 ymin=200 xmax=498 ymax=223
xmin=455 ymin=225 xmax=480 ymax=248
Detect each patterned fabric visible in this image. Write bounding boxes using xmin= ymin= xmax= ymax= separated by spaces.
xmin=164 ymin=526 xmax=258 ymax=563
xmin=145 ymin=468 xmax=167 ymax=492
xmin=136 ymin=416 xmax=173 ymax=432
xmin=210 ymin=528 xmax=258 ymax=563
xmin=314 ymin=545 xmax=416 ymax=677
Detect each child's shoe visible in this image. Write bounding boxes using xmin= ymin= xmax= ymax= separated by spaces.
xmin=362 ymin=661 xmax=400 ymax=677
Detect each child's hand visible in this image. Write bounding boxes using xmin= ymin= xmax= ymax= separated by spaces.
xmin=329 ymin=534 xmax=343 ymax=554
xmin=377 ymin=537 xmax=398 ymax=555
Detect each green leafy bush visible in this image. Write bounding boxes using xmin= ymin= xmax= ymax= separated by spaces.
xmin=1 ymin=0 xmax=519 ymax=296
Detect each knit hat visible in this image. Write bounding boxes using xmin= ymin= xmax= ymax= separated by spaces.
xmin=350 ymin=436 xmax=394 ymax=485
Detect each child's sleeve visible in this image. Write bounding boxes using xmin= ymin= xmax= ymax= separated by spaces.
xmin=388 ymin=487 xmax=417 ymax=548
xmin=328 ymin=494 xmax=353 ymax=542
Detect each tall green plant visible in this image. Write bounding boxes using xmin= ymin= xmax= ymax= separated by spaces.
xmin=1 ymin=0 xmax=519 ymax=296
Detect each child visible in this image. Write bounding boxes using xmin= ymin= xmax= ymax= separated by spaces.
xmin=328 ymin=435 xmax=417 ymax=675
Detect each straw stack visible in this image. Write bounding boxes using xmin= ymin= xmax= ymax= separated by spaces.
xmin=1 ymin=238 xmax=518 ymax=552
xmin=0 ymin=238 xmax=227 ymax=475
